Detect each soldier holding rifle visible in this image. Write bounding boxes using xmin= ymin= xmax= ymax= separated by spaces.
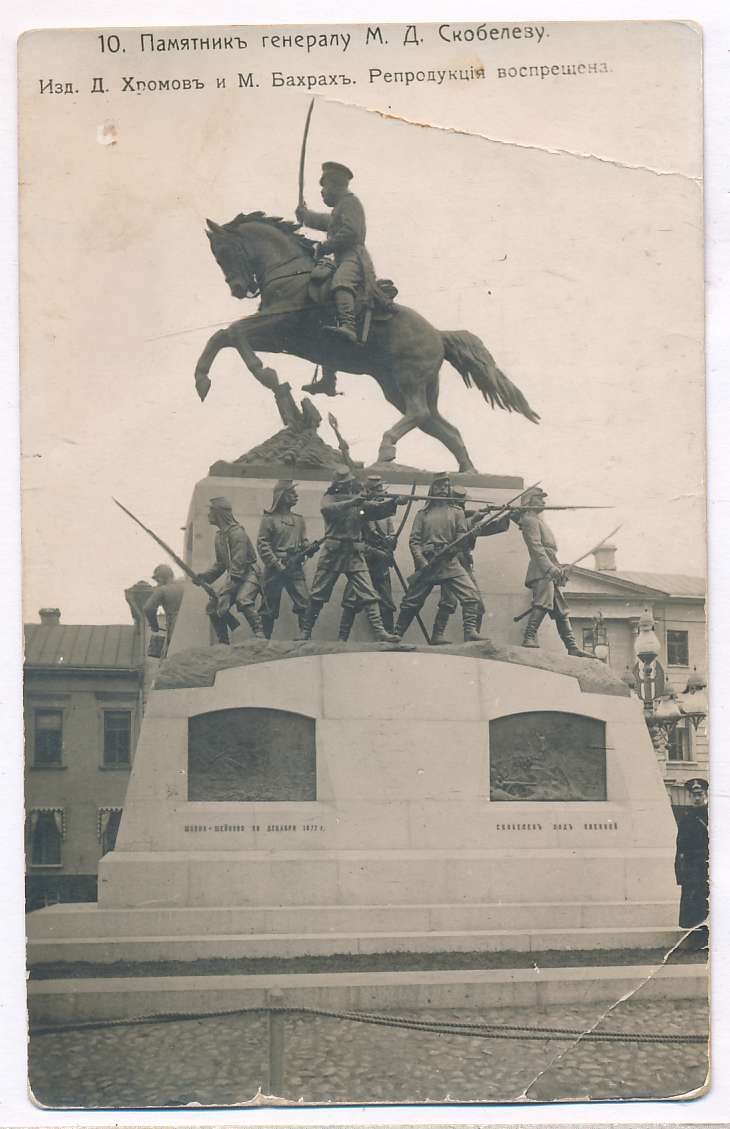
xmin=432 ymin=485 xmax=511 ymax=645
xmin=195 ymin=496 xmax=264 ymax=643
xmin=395 ymin=473 xmax=486 ymax=644
xmin=517 ymin=486 xmax=590 ymax=657
xmin=257 ymin=480 xmax=314 ymax=639
xmin=298 ymin=470 xmax=408 ymax=643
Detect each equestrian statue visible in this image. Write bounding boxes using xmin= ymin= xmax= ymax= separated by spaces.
xmin=194 ymin=100 xmax=539 ymax=474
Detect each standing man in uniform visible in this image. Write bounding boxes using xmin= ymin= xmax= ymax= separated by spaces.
xmin=432 ymin=485 xmax=512 ymax=644
xmin=195 ymin=496 xmax=264 ymax=643
xmin=360 ymin=474 xmax=397 ymax=637
xmin=395 ymin=473 xmax=484 ymax=644
xmin=257 ymin=480 xmax=311 ymax=639
xmin=298 ymin=470 xmax=406 ymax=642
xmin=675 ymin=777 xmax=709 ymax=948
xmin=143 ymin=564 xmax=185 ymax=657
xmin=296 ymin=161 xmax=375 ymax=356
xmin=517 ymin=486 xmax=590 ymax=657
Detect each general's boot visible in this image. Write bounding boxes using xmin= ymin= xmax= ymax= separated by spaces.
xmin=261 ymin=613 xmax=275 ymax=640
xmin=242 ymin=606 xmax=266 ymax=639
xmin=556 ymin=613 xmax=591 ymax=658
xmin=430 ymin=604 xmax=453 ymax=646
xmin=365 ymin=602 xmax=401 ymax=643
xmin=338 ymin=606 xmax=356 ymax=642
xmin=475 ymin=606 xmax=485 ymax=635
xmin=296 ymin=599 xmax=323 ymax=640
xmin=381 ymin=605 xmax=395 ymax=635
xmin=322 ymin=289 xmax=358 ymax=345
xmin=303 ymin=365 xmax=339 ymax=396
xmin=521 ymin=606 xmax=546 ymax=648
xmin=462 ymin=603 xmax=483 ymax=643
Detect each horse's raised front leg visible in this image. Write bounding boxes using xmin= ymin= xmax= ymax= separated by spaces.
xmin=194 ymin=315 xmax=280 ymax=401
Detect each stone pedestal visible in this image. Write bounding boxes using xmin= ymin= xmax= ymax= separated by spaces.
xmin=28 ymin=640 xmax=680 ymax=966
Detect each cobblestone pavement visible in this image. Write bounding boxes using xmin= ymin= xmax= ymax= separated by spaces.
xmin=29 ymin=995 xmax=708 ymax=1109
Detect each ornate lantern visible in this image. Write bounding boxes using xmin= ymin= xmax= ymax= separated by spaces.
xmin=676 ymin=667 xmax=708 ymax=730
xmin=591 ymin=612 xmax=609 ymax=663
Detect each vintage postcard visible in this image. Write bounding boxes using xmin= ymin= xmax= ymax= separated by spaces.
xmin=19 ymin=20 xmax=707 ymax=1108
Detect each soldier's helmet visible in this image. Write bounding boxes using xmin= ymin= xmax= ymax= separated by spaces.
xmin=452 ymin=485 xmax=468 ymax=505
xmin=267 ymin=480 xmax=297 ymax=513
xmin=428 ymin=471 xmax=452 ymax=498
xmin=328 ymin=469 xmax=358 ymax=494
xmin=365 ymin=474 xmax=385 ymax=495
xmin=521 ymin=487 xmax=548 ymax=507
xmin=152 ymin=564 xmax=174 ymax=584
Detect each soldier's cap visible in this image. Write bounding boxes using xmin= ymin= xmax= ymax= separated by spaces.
xmin=365 ymin=474 xmax=385 ymax=488
xmin=452 ymin=485 xmax=468 ymax=500
xmin=152 ymin=564 xmax=174 ymax=583
xmin=686 ymin=777 xmax=708 ymax=794
xmin=321 ymin=161 xmax=353 ymax=183
xmin=208 ymin=495 xmax=233 ymax=511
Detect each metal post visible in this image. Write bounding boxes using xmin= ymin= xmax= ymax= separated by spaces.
xmin=267 ymin=989 xmax=285 ymax=1094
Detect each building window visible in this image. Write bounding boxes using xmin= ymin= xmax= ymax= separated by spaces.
xmin=103 ymin=710 xmax=132 ymax=767
xmin=33 ymin=709 xmax=63 ymax=766
xmin=99 ymin=808 xmax=123 ymax=854
xmin=668 ymin=721 xmax=693 ymax=762
xmin=28 ymin=810 xmax=64 ymax=867
xmin=667 ymin=629 xmax=689 ymax=667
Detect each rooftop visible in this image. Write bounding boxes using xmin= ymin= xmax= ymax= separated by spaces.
xmin=24 ymin=624 xmax=141 ymax=670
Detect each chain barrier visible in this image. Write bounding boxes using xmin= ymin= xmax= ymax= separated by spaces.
xmin=30 ymin=1002 xmax=706 ymax=1044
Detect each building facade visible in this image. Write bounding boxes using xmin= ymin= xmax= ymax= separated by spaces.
xmin=564 ymin=544 xmax=707 ymax=805
xmin=24 ymin=599 xmax=152 ymax=907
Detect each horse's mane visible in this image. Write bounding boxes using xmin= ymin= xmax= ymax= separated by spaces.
xmin=221 ymin=211 xmax=316 ymax=256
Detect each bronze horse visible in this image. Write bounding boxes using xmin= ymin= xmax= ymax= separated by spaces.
xmin=196 ymin=213 xmax=539 ymax=472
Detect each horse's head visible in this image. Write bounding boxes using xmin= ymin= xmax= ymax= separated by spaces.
xmin=206 ymin=218 xmax=257 ymax=300
xmin=206 ymin=213 xmax=316 ymax=301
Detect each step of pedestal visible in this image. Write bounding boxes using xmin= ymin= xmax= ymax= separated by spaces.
xmin=28 ymin=964 xmax=708 ymax=1026
xmin=27 ymin=925 xmax=683 ymax=965
xmin=26 ymin=900 xmax=678 ymax=942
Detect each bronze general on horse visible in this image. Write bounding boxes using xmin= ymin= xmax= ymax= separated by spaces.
xmin=195 ymin=158 xmax=539 ymax=472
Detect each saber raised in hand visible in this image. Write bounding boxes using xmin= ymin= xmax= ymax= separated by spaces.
xmin=298 ymin=97 xmax=315 ymax=209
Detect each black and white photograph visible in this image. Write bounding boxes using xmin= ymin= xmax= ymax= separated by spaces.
xmin=16 ymin=17 xmax=711 ymax=1109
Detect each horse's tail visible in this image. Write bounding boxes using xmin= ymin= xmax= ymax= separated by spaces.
xmin=441 ymin=330 xmax=540 ymax=424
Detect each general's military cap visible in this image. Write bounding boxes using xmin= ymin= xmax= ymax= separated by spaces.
xmin=686 ymin=777 xmax=708 ymax=794
xmin=321 ymin=161 xmax=353 ymax=183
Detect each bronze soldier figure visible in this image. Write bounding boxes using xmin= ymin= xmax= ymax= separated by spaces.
xmin=675 ymin=777 xmax=709 ymax=947
xmin=432 ymin=485 xmax=511 ymax=644
xmin=517 ymin=486 xmax=590 ymax=657
xmin=194 ymin=496 xmax=264 ymax=643
xmin=395 ymin=473 xmax=484 ymax=643
xmin=296 ymin=161 xmax=375 ymax=357
xmin=358 ymin=474 xmax=397 ymax=637
xmin=257 ymin=480 xmax=310 ymax=639
xmin=298 ymin=471 xmax=406 ymax=642
xmin=143 ymin=564 xmax=185 ymax=657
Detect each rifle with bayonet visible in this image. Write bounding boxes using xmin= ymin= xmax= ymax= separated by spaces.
xmin=327 ymin=413 xmax=431 ymax=643
xmin=113 ymin=498 xmax=240 ymax=633
xmin=384 ymin=495 xmax=612 ymax=509
xmin=512 ymin=524 xmax=623 ymax=622
xmin=409 ymin=481 xmax=543 ymax=583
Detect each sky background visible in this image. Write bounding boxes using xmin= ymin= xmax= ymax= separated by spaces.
xmin=19 ymin=20 xmax=704 ymax=623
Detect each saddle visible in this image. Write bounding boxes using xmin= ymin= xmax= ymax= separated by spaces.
xmin=307 ymin=259 xmax=398 ymax=345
